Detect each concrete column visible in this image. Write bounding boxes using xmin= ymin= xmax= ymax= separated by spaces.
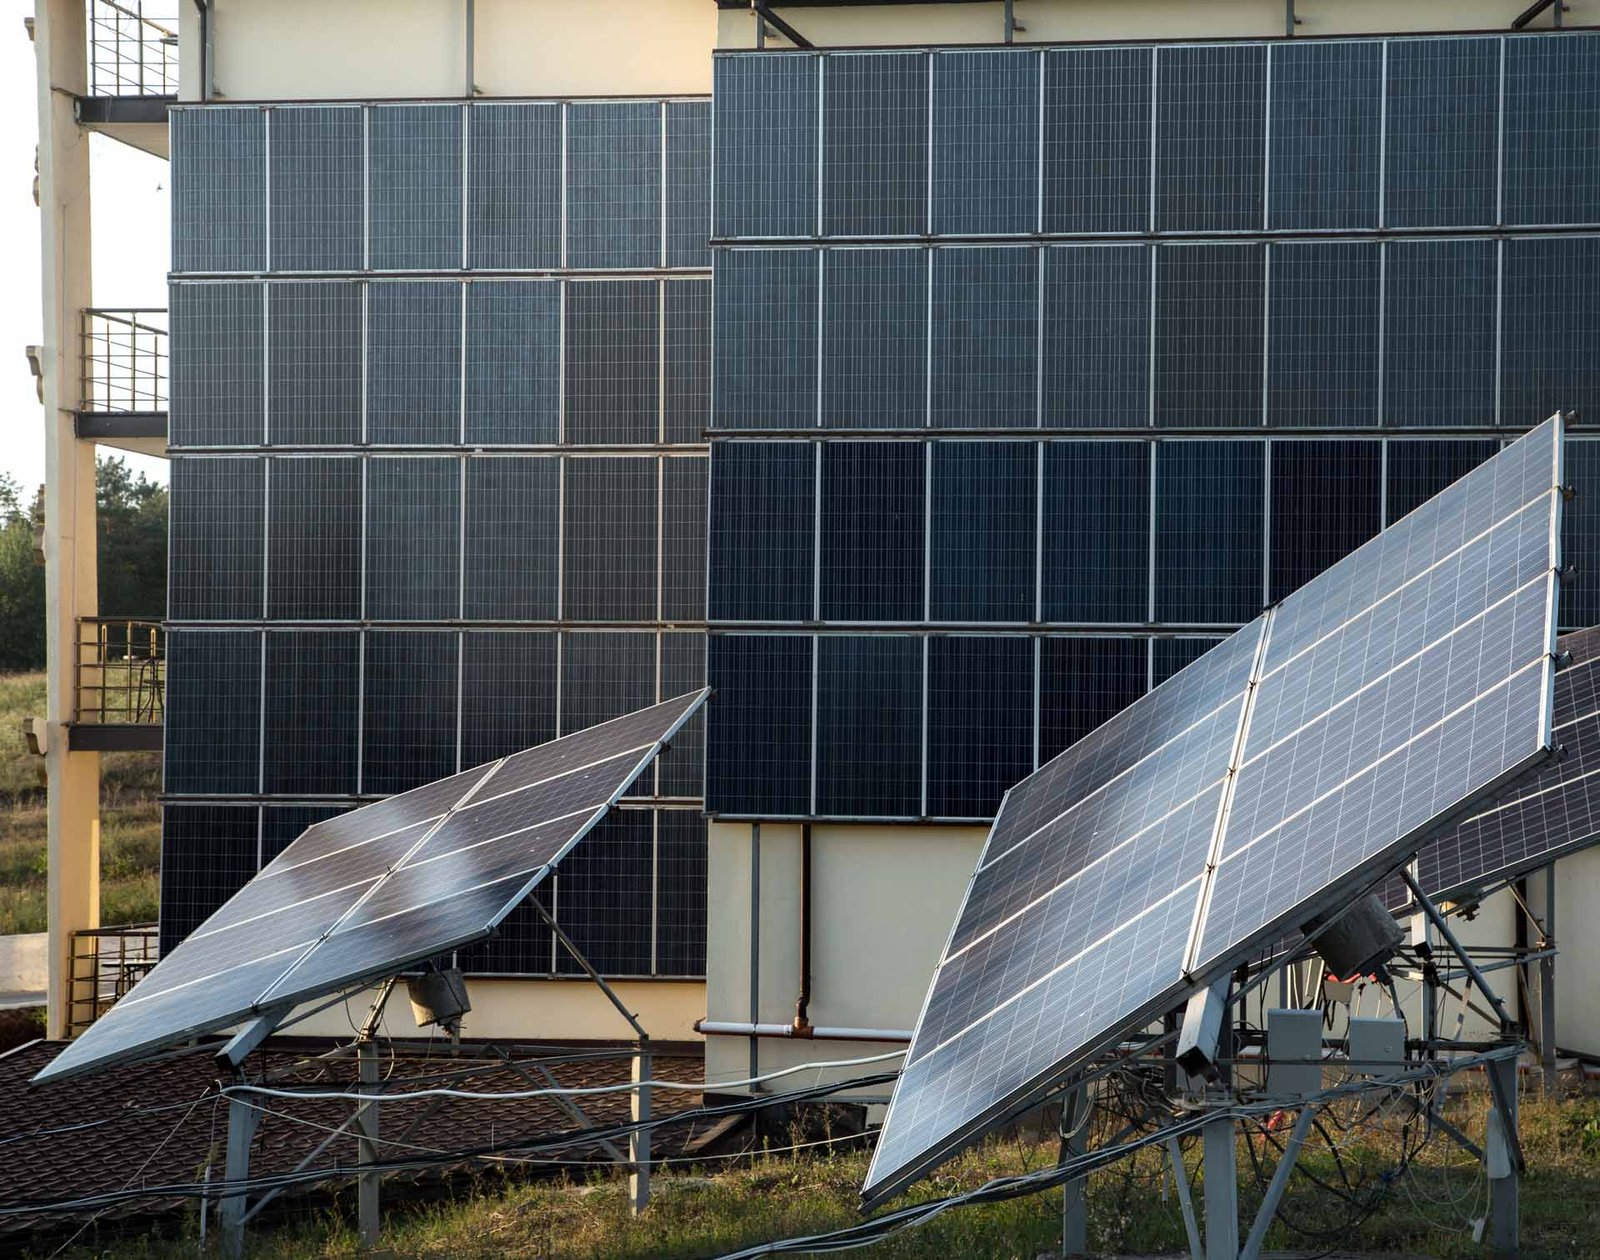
xmin=34 ymin=0 xmax=102 ymax=1040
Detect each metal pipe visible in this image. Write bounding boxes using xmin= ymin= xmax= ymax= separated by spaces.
xmin=696 ymin=1019 xmax=913 ymax=1043
xmin=1401 ymin=869 xmax=1517 ymax=1032
xmin=795 ymin=823 xmax=812 ymax=1031
xmin=1541 ymin=866 xmax=1558 ymax=1094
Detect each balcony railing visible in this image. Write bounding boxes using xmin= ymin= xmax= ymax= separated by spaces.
xmin=75 ymin=617 xmax=164 ymax=726
xmin=80 ymin=308 xmax=167 ymax=416
xmin=66 ymin=923 xmax=159 ymax=1036
xmin=87 ymin=0 xmax=178 ymax=98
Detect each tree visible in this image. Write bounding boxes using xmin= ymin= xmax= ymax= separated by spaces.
xmin=96 ymin=456 xmax=167 ymax=618
xmin=0 ymin=474 xmax=46 ymax=672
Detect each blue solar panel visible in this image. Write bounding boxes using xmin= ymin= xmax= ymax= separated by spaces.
xmin=37 ymin=692 xmax=709 ymax=1084
xmin=863 ymin=415 xmax=1565 ymax=1210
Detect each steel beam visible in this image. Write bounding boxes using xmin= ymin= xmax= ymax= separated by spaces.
xmin=1202 ymin=1113 xmax=1238 ymax=1260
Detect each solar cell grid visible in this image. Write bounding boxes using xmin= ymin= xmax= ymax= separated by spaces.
xmin=864 ymin=415 xmax=1564 ymax=1209
xmin=1418 ymin=628 xmax=1600 ymax=899
xmin=37 ymin=691 xmax=708 ymax=1084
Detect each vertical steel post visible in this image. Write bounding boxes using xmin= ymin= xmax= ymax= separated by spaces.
xmin=1202 ymin=1113 xmax=1238 ymax=1260
xmin=1059 ymin=1085 xmax=1088 ymax=1255
xmin=1487 ymin=1056 xmax=1521 ymax=1260
xmin=357 ymin=1039 xmax=381 ymax=1246
xmin=1541 ymin=871 xmax=1558 ymax=1095
xmin=220 ymin=1094 xmax=260 ymax=1260
xmin=630 ymin=1041 xmax=652 ymax=1214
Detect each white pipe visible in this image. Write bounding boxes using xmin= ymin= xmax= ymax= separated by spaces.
xmin=696 ymin=1020 xmax=913 ymax=1044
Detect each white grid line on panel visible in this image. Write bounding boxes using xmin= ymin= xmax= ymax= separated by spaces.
xmin=455 ymin=629 xmax=465 ymax=774
xmin=660 ymin=101 xmax=669 ymax=268
xmin=657 ymin=456 xmax=666 ymax=624
xmin=460 ymin=105 xmax=470 ymax=270
xmin=1148 ymin=48 xmax=1159 ymax=232
xmin=557 ymin=280 xmax=567 ymax=443
xmin=815 ymin=251 xmax=825 ymax=426
xmin=1494 ymin=237 xmax=1504 ymax=426
xmin=1260 ymin=438 xmax=1272 ymax=608
xmin=358 ymin=455 xmax=369 ymax=621
xmin=256 ymin=621 xmax=268 ymax=796
xmin=810 ymin=633 xmax=820 ymax=816
xmin=1376 ymin=242 xmax=1387 ymax=425
xmin=924 ymin=248 xmax=934 ymax=427
xmin=359 ymin=283 xmax=369 ymax=445
xmin=1146 ymin=442 xmax=1158 ymax=621
xmin=263 ymin=109 xmax=273 ymax=272
xmin=1262 ymin=43 xmax=1273 ymax=232
xmin=1261 ymin=245 xmax=1271 ymax=427
xmin=1496 ymin=37 xmax=1507 ymax=226
xmin=1031 ymin=635 xmax=1041 ymax=772
xmin=553 ymin=631 xmax=564 ymax=741
xmin=1036 ymin=56 xmax=1046 ymax=234
xmin=1380 ymin=438 xmax=1390 ymax=528
xmin=560 ymin=103 xmax=569 ymax=269
xmin=650 ymin=809 xmax=660 ymax=974
xmin=1377 ymin=41 xmax=1389 ymax=228
xmin=457 ymin=282 xmax=468 ymax=444
xmin=923 ymin=439 xmax=933 ymax=623
xmin=812 ymin=442 xmax=823 ymax=619
xmin=556 ymin=456 xmax=567 ymax=620
xmin=456 ymin=456 xmax=467 ymax=620
xmin=1147 ymin=246 xmax=1157 ymax=426
xmin=1033 ymin=440 xmax=1044 ymax=623
xmin=920 ymin=634 xmax=930 ymax=818
xmin=1035 ymin=247 xmax=1045 ymax=425
xmin=816 ymin=58 xmax=825 ymax=237
xmin=354 ymin=627 xmax=367 ymax=796
xmin=362 ymin=106 xmax=371 ymax=271
xmin=658 ymin=279 xmax=668 ymax=443
xmin=1179 ymin=608 xmax=1274 ymax=976
xmin=927 ymin=56 xmax=936 ymax=236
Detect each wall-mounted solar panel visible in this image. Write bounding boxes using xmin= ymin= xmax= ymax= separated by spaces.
xmin=36 ymin=691 xmax=709 ymax=1084
xmin=1417 ymin=626 xmax=1600 ymax=900
xmin=863 ymin=416 xmax=1564 ymax=1210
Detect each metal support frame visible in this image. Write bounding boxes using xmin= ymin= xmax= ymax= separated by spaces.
xmin=1540 ymin=872 xmax=1558 ymax=1094
xmin=1058 ymin=1084 xmax=1089 ymax=1255
xmin=751 ymin=2 xmax=813 ymax=48
xmin=1166 ymin=1136 xmax=1203 ymax=1260
xmin=1201 ymin=1111 xmax=1238 ymax=1260
xmin=220 ymin=1094 xmax=262 ymax=1260
xmin=357 ymin=1039 xmax=381 ymax=1246
xmin=1401 ymin=870 xmax=1517 ymax=1032
xmin=1487 ymin=1055 xmax=1521 ymax=1260
xmin=1239 ymin=1106 xmax=1314 ymax=1260
xmin=527 ymin=894 xmax=652 ymax=1214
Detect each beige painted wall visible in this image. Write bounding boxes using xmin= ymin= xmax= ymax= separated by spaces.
xmin=705 ymin=821 xmax=982 ymax=1094
xmin=186 ymin=0 xmax=713 ymax=102
xmin=718 ymin=0 xmax=1597 ymax=49
xmin=291 ymin=977 xmax=707 ymax=1043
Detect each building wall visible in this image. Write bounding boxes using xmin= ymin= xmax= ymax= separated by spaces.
xmin=702 ymin=29 xmax=1600 ymax=1079
xmin=162 ymin=96 xmax=714 ymax=1024
xmin=184 ymin=0 xmax=715 ymax=101
xmin=716 ymin=0 xmax=1599 ymax=49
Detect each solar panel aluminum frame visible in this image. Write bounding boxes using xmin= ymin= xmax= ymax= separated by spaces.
xmin=859 ymin=415 xmax=1566 ymax=1211
xmin=33 ymin=690 xmax=709 ymax=1085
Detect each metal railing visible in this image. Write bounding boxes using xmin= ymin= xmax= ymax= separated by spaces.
xmin=66 ymin=923 xmax=159 ymax=1036
xmin=81 ymin=309 xmax=168 ymax=415
xmin=87 ymin=0 xmax=179 ymax=97
xmin=75 ymin=617 xmax=165 ymax=725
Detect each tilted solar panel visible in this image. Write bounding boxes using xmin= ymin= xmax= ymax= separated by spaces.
xmin=1416 ymin=626 xmax=1600 ymax=901
xmin=863 ymin=416 xmax=1565 ymax=1209
xmin=34 ymin=691 xmax=709 ymax=1085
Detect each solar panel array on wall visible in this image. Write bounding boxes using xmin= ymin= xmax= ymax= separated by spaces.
xmin=166 ymin=99 xmax=713 ymax=977
xmin=706 ymin=32 xmax=1600 ymax=824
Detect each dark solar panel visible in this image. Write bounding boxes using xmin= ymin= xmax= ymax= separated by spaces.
xmin=1419 ymin=628 xmax=1600 ymax=899
xmin=36 ymin=692 xmax=709 ymax=1084
xmin=863 ymin=416 xmax=1564 ymax=1209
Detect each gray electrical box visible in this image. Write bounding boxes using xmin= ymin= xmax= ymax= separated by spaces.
xmin=1347 ymin=1016 xmax=1405 ymax=1078
xmin=1266 ymin=1008 xmax=1324 ymax=1098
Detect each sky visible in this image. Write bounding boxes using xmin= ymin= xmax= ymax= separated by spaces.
xmin=3 ymin=0 xmax=172 ymax=497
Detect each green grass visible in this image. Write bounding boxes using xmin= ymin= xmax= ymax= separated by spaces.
xmin=25 ymin=1094 xmax=1600 ymax=1260
xmin=0 ymin=671 xmax=160 ymax=934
